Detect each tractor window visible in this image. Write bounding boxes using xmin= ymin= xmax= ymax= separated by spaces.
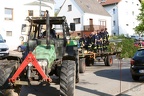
xmin=29 ymin=25 xmax=38 ymax=39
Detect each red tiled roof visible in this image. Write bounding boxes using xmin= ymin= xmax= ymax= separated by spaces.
xmin=98 ymin=0 xmax=121 ymax=6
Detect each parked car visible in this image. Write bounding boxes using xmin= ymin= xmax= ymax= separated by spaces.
xmin=131 ymin=35 xmax=140 ymax=41
xmin=134 ymin=40 xmax=144 ymax=47
xmin=17 ymin=42 xmax=27 ymax=52
xmin=130 ymin=48 xmax=144 ymax=81
xmin=0 ymin=34 xmax=9 ymax=58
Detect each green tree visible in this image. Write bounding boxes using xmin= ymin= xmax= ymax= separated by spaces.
xmin=134 ymin=2 xmax=144 ymax=36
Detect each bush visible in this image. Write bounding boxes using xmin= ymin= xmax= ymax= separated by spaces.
xmin=108 ymin=35 xmax=138 ymax=58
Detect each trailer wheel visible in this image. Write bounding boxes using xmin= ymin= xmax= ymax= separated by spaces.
xmin=104 ymin=56 xmax=113 ymax=66
xmin=85 ymin=57 xmax=90 ymax=66
xmin=79 ymin=58 xmax=86 ymax=73
xmin=104 ymin=57 xmax=108 ymax=66
xmin=90 ymin=58 xmax=94 ymax=66
xmin=60 ymin=60 xmax=75 ymax=96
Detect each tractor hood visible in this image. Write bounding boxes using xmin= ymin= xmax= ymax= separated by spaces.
xmin=32 ymin=44 xmax=56 ymax=68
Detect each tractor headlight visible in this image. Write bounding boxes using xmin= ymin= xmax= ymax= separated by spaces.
xmin=28 ymin=63 xmax=32 ymax=66
xmin=66 ymin=36 xmax=70 ymax=40
xmin=38 ymin=60 xmax=48 ymax=67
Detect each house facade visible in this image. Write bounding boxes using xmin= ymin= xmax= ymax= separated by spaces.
xmin=58 ymin=0 xmax=112 ymax=36
xmin=0 ymin=0 xmax=55 ymax=50
xmin=98 ymin=0 xmax=141 ymax=36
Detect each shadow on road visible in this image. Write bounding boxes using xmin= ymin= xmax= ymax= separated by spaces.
xmin=76 ymin=86 xmax=113 ymax=96
xmin=94 ymin=68 xmax=144 ymax=82
xmin=20 ymin=83 xmax=60 ymax=96
xmin=94 ymin=68 xmax=133 ymax=82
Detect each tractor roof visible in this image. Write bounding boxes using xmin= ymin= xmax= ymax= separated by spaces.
xmin=28 ymin=16 xmax=66 ymax=25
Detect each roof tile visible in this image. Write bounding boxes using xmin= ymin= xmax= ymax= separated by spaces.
xmin=98 ymin=0 xmax=121 ymax=6
xmin=74 ymin=0 xmax=110 ymax=16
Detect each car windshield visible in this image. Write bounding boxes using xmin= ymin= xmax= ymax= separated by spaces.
xmin=0 ymin=35 xmax=4 ymax=43
xmin=134 ymin=49 xmax=144 ymax=58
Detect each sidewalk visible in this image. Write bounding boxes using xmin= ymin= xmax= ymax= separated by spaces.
xmin=9 ymin=50 xmax=22 ymax=57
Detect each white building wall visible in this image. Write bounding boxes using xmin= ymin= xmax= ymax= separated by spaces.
xmin=102 ymin=4 xmax=119 ymax=35
xmin=0 ymin=0 xmax=54 ymax=50
xmin=58 ymin=0 xmax=111 ymax=35
xmin=58 ymin=0 xmax=83 ymax=32
xmin=118 ymin=0 xmax=141 ymax=36
xmin=102 ymin=0 xmax=141 ymax=36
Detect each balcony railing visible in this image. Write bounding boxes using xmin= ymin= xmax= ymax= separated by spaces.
xmin=83 ymin=25 xmax=105 ymax=31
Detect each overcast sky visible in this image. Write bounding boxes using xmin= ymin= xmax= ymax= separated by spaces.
xmin=54 ymin=0 xmax=65 ymax=10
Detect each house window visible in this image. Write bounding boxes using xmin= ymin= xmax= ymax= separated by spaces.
xmin=125 ymin=1 xmax=128 ymax=3
xmin=101 ymin=0 xmax=106 ymax=2
xmin=126 ymin=24 xmax=129 ymax=26
xmin=132 ymin=11 xmax=134 ymax=15
xmin=5 ymin=8 xmax=13 ymax=20
xmin=73 ymin=18 xmax=80 ymax=24
xmin=113 ymin=20 xmax=116 ymax=26
xmin=41 ymin=11 xmax=46 ymax=17
xmin=6 ymin=31 xmax=12 ymax=36
xmin=28 ymin=10 xmax=33 ymax=16
xmin=68 ymin=5 xmax=72 ymax=11
xmin=21 ymin=24 xmax=26 ymax=32
xmin=113 ymin=9 xmax=115 ymax=14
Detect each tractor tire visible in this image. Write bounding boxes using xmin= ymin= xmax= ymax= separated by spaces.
xmin=104 ymin=56 xmax=113 ymax=66
xmin=79 ymin=58 xmax=86 ymax=73
xmin=60 ymin=60 xmax=75 ymax=96
xmin=0 ymin=59 xmax=18 ymax=88
xmin=0 ymin=58 xmax=21 ymax=96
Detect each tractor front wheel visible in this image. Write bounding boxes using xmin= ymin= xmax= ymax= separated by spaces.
xmin=60 ymin=60 xmax=75 ymax=96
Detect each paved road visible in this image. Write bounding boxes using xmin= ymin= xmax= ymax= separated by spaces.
xmin=9 ymin=51 xmax=144 ymax=96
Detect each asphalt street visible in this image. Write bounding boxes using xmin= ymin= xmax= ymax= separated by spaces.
xmin=9 ymin=51 xmax=144 ymax=96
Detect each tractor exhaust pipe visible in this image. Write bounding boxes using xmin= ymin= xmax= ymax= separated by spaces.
xmin=46 ymin=10 xmax=50 ymax=48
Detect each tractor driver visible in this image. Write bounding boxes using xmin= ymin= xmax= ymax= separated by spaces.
xmin=42 ymin=24 xmax=56 ymax=38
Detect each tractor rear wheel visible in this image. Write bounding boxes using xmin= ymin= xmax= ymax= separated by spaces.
xmin=60 ymin=60 xmax=75 ymax=96
xmin=79 ymin=58 xmax=86 ymax=73
xmin=0 ymin=58 xmax=21 ymax=96
xmin=0 ymin=59 xmax=18 ymax=88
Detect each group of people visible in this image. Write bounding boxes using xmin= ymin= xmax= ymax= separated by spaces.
xmin=79 ymin=28 xmax=109 ymax=53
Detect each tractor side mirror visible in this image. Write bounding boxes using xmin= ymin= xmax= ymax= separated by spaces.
xmin=70 ymin=23 xmax=75 ymax=31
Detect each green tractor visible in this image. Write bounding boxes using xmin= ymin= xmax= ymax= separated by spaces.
xmin=0 ymin=11 xmax=86 ymax=96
